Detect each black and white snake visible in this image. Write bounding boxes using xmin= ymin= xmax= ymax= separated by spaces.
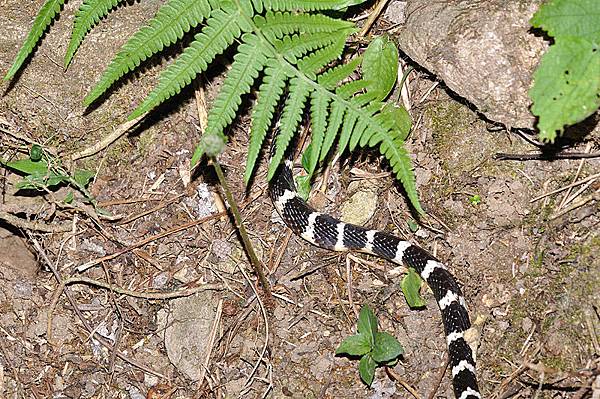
xmin=269 ymin=158 xmax=481 ymax=399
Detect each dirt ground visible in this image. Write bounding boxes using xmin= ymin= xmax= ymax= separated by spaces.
xmin=0 ymin=1 xmax=598 ymax=399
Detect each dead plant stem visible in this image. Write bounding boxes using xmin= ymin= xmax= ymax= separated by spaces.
xmin=211 ymin=158 xmax=272 ymax=300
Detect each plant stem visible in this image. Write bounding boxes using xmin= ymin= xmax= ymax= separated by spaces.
xmin=211 ymin=158 xmax=272 ymax=299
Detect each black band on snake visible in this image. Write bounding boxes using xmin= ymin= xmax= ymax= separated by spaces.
xmin=269 ymin=158 xmax=481 ymax=399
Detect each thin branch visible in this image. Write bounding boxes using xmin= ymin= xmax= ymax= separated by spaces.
xmin=0 ymin=209 xmax=72 ymax=232
xmin=494 ymin=151 xmax=600 ymax=161
xmin=69 ymin=115 xmax=145 ymax=161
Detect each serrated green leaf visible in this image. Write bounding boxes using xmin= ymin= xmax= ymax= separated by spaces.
xmin=531 ymin=0 xmax=600 ymax=41
xmin=358 ymin=354 xmax=376 ymax=386
xmin=401 ymin=268 xmax=426 ymax=308
xmin=357 ymin=305 xmax=377 ymax=345
xmin=65 ymin=0 xmax=122 ymax=68
xmin=318 ymin=55 xmax=362 ymax=90
xmin=362 ymin=36 xmax=399 ymax=101
xmin=267 ymin=77 xmax=312 ymax=180
xmin=128 ymin=5 xmax=245 ymax=119
xmin=263 ymin=0 xmax=368 ymax=12
xmin=336 ymin=333 xmax=371 ymax=356
xmin=529 ymin=37 xmax=600 ymax=141
xmin=372 ymin=332 xmax=403 ymax=363
xmin=529 ymin=0 xmax=600 ymax=142
xmin=245 ymin=66 xmax=288 ymax=185
xmin=85 ymin=0 xmax=213 ymax=106
xmin=203 ymin=33 xmax=269 ymax=139
xmin=4 ymin=0 xmax=65 ymax=81
xmin=320 ymin=99 xmax=345 ymax=162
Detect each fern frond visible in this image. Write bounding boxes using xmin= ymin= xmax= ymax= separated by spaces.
xmin=317 ymin=54 xmax=362 ymax=90
xmin=64 ymin=0 xmax=123 ymax=68
xmin=255 ymin=11 xmax=354 ymax=41
xmin=267 ymin=77 xmax=312 ymax=179
xmin=245 ymin=66 xmax=290 ymax=185
xmin=204 ymin=33 xmax=270 ymax=142
xmin=4 ymin=0 xmax=65 ymax=80
xmin=128 ymin=5 xmax=247 ymax=119
xmin=84 ymin=0 xmax=212 ymax=106
xmin=263 ymin=0 xmax=366 ymax=12
xmin=319 ymin=98 xmax=345 ymax=162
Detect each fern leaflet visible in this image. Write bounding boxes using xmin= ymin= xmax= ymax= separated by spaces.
xmin=276 ymin=31 xmax=339 ymax=63
xmin=317 ymin=54 xmax=362 ymax=89
xmin=4 ymin=0 xmax=65 ymax=80
xmin=245 ymin=66 xmax=289 ymax=185
xmin=319 ymin=98 xmax=345 ymax=162
xmin=84 ymin=0 xmax=212 ymax=106
xmin=255 ymin=11 xmax=354 ymax=41
xmin=263 ymin=0 xmax=365 ymax=12
xmin=128 ymin=5 xmax=247 ymax=119
xmin=336 ymin=79 xmax=368 ymax=99
xmin=336 ymin=107 xmax=357 ymax=156
xmin=204 ymin=33 xmax=270 ymax=139
xmin=268 ymin=76 xmax=312 ymax=180
xmin=297 ymin=32 xmax=349 ymax=77
xmin=303 ymin=89 xmax=330 ymax=177
xmin=372 ymin=135 xmax=421 ymax=214
xmin=65 ymin=0 xmax=122 ymax=68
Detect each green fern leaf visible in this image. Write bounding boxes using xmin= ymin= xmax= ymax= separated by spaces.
xmin=337 ymin=109 xmax=358 ymax=156
xmin=84 ymin=0 xmax=212 ymax=106
xmin=303 ymin=89 xmax=330 ymax=176
xmin=268 ymin=77 xmax=312 ymax=179
xmin=276 ymin=31 xmax=339 ymax=64
xmin=351 ymin=91 xmax=379 ymax=108
xmin=320 ymin=98 xmax=345 ymax=162
xmin=372 ymin=135 xmax=422 ymax=214
xmin=348 ymin=118 xmax=368 ymax=151
xmin=64 ymin=0 xmax=123 ymax=68
xmin=336 ymin=79 xmax=368 ymax=99
xmin=245 ymin=66 xmax=290 ymax=185
xmin=317 ymin=54 xmax=362 ymax=90
xmin=297 ymin=32 xmax=350 ymax=77
xmin=263 ymin=0 xmax=367 ymax=12
xmin=4 ymin=0 xmax=65 ymax=80
xmin=204 ymin=33 xmax=270 ymax=145
xmin=255 ymin=11 xmax=355 ymax=41
xmin=128 ymin=5 xmax=247 ymax=119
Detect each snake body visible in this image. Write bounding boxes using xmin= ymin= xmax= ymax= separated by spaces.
xmin=269 ymin=159 xmax=481 ymax=399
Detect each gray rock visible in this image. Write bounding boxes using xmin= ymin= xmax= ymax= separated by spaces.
xmin=392 ymin=0 xmax=546 ymax=128
xmin=157 ymin=291 xmax=218 ymax=381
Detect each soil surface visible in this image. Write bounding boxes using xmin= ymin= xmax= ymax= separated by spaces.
xmin=0 ymin=1 xmax=598 ymax=399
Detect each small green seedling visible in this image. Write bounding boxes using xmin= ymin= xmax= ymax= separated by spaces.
xmin=468 ymin=194 xmax=482 ymax=206
xmin=1 ymin=144 xmax=95 ymax=203
xmin=336 ymin=305 xmax=404 ymax=386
